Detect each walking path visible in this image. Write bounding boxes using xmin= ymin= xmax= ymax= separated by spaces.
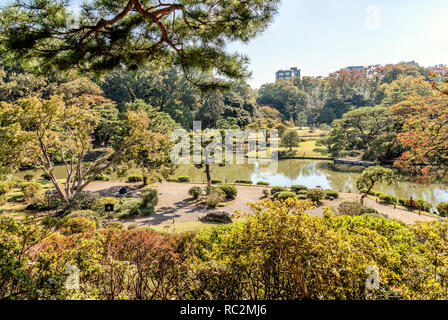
xmin=84 ymin=182 xmax=437 ymax=227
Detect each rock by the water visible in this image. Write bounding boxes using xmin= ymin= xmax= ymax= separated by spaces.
xmin=200 ymin=211 xmax=232 ymax=224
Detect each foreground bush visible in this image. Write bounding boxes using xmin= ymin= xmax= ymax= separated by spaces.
xmin=188 ymin=186 xmax=202 ymax=199
xmin=437 ymin=202 xmax=448 ymax=217
xmin=306 ymin=189 xmax=326 ymax=203
xmin=141 ymin=188 xmax=158 ymax=208
xmin=127 ymin=174 xmax=143 ymax=182
xmin=205 ymin=189 xmax=225 ymax=209
xmin=338 ymin=201 xmax=363 ymax=216
xmin=291 ymin=185 xmax=308 ymax=193
xmin=379 ymin=193 xmax=398 ymax=204
xmin=66 ymin=210 xmax=102 ymax=227
xmin=3 ymin=199 xmax=448 ymax=300
xmin=271 ymin=186 xmax=287 ymax=196
xmin=274 ymin=191 xmax=297 ymax=201
xmin=62 ymin=192 xmax=100 ymax=213
xmin=216 ymin=185 xmax=238 ymax=200
xmin=324 ymin=189 xmax=339 ymax=199
xmin=20 ymin=182 xmax=43 ymax=202
xmin=61 ymin=217 xmax=96 ymax=235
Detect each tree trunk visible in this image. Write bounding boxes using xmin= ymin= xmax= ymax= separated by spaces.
xmin=205 ymin=164 xmax=211 ymax=187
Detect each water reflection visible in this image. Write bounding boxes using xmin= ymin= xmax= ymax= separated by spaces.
xmin=175 ymin=160 xmax=448 ymax=206
xmin=17 ymin=160 xmax=448 ymax=206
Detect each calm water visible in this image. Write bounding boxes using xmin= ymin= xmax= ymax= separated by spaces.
xmin=18 ymin=160 xmax=448 ymax=206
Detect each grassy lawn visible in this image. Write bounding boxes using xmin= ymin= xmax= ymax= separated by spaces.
xmin=246 ymin=139 xmax=329 ymax=158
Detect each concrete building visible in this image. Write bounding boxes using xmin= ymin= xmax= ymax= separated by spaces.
xmin=343 ymin=66 xmax=364 ymax=72
xmin=275 ymin=67 xmax=301 ymax=81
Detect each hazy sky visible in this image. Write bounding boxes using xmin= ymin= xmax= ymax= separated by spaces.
xmin=1 ymin=0 xmax=447 ymax=88
xmin=228 ymin=0 xmax=448 ymax=88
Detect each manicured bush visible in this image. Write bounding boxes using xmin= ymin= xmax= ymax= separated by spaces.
xmin=166 ymin=177 xmax=178 ymax=182
xmin=177 ymin=176 xmax=191 ymax=183
xmin=437 ymin=202 xmax=448 ymax=217
xmin=291 ymin=185 xmax=308 ymax=193
xmin=93 ymin=173 xmax=110 ymax=181
xmin=61 ymin=217 xmax=96 ymax=235
xmin=275 ymin=192 xmax=297 ymax=201
xmin=66 ymin=210 xmax=102 ymax=227
xmin=262 ymin=189 xmax=270 ymax=197
xmin=257 ymin=181 xmax=270 ymax=186
xmin=297 ymin=194 xmax=308 ymax=200
xmin=415 ymin=198 xmax=432 ymax=212
xmin=40 ymin=173 xmax=51 ymax=180
xmin=235 ymin=179 xmax=253 ymax=185
xmin=205 ymin=189 xmax=226 ymax=209
xmin=141 ymin=188 xmax=158 ymax=208
xmin=92 ymin=197 xmax=117 ymax=212
xmin=23 ymin=174 xmax=34 ymax=181
xmin=105 ymin=222 xmax=125 ymax=230
xmin=211 ymin=179 xmax=222 ymax=184
xmin=118 ymin=198 xmax=143 ymax=219
xmin=324 ymin=190 xmax=339 ymax=199
xmin=0 ymin=181 xmax=12 ymax=195
xmin=271 ymin=187 xmax=287 ymax=196
xmin=338 ymin=201 xmax=363 ymax=216
xmin=307 ymin=189 xmax=326 ymax=202
xmin=188 ymin=186 xmax=202 ymax=199
xmin=20 ymin=182 xmax=43 ymax=202
xmin=63 ymin=192 xmax=100 ymax=212
xmin=127 ymin=174 xmax=143 ymax=182
xmin=379 ymin=193 xmax=397 ymax=204
xmin=216 ymin=185 xmax=238 ymax=200
xmin=398 ymin=198 xmax=410 ymax=206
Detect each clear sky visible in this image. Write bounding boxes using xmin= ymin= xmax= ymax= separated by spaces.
xmin=228 ymin=0 xmax=448 ymax=88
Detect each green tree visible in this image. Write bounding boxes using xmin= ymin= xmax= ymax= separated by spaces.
xmin=0 ymin=96 xmax=174 ymax=201
xmin=0 ymin=0 xmax=280 ymax=88
xmin=281 ymin=129 xmax=300 ymax=152
xmin=356 ymin=166 xmax=398 ymax=196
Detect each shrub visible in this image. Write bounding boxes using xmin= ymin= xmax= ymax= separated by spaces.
xmin=61 ymin=217 xmax=96 ymax=235
xmin=275 ymin=192 xmax=297 ymax=201
xmin=297 ymin=194 xmax=307 ymax=200
xmin=235 ymin=179 xmax=253 ymax=185
xmin=415 ymin=198 xmax=433 ymax=212
xmin=205 ymin=189 xmax=225 ymax=209
xmin=257 ymin=181 xmax=270 ymax=186
xmin=324 ymin=190 xmax=339 ymax=199
xmin=291 ymin=185 xmax=308 ymax=193
xmin=199 ymin=211 xmax=232 ymax=224
xmin=361 ymin=207 xmax=380 ymax=216
xmin=141 ymin=188 xmax=158 ymax=208
xmin=20 ymin=182 xmax=43 ymax=202
xmin=379 ymin=193 xmax=397 ymax=204
xmin=307 ymin=189 xmax=326 ymax=202
xmin=262 ymin=189 xmax=270 ymax=198
xmin=436 ymin=202 xmax=448 ymax=217
xmin=338 ymin=201 xmax=363 ymax=216
xmin=105 ymin=222 xmax=125 ymax=230
xmin=63 ymin=192 xmax=100 ymax=212
xmin=92 ymin=197 xmax=117 ymax=212
xmin=166 ymin=177 xmax=178 ymax=182
xmin=216 ymin=185 xmax=238 ymax=200
xmin=94 ymin=173 xmax=110 ymax=181
xmin=271 ymin=187 xmax=287 ymax=196
xmin=188 ymin=186 xmax=202 ymax=199
xmin=178 ymin=176 xmax=191 ymax=183
xmin=0 ymin=181 xmax=12 ymax=195
xmin=40 ymin=173 xmax=51 ymax=180
xmin=23 ymin=174 xmax=34 ymax=181
xmin=127 ymin=174 xmax=143 ymax=182
xmin=66 ymin=210 xmax=102 ymax=227
xmin=211 ymin=179 xmax=222 ymax=184
xmin=399 ymin=198 xmax=410 ymax=206
xmin=118 ymin=198 xmax=143 ymax=219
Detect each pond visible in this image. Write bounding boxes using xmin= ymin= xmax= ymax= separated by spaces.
xmin=174 ymin=160 xmax=448 ymax=206
xmin=17 ymin=160 xmax=448 ymax=206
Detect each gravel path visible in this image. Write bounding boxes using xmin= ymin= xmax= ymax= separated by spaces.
xmin=85 ymin=182 xmax=437 ymax=227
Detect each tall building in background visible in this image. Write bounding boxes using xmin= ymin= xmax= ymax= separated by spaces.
xmin=343 ymin=66 xmax=364 ymax=72
xmin=275 ymin=67 xmax=301 ymax=81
